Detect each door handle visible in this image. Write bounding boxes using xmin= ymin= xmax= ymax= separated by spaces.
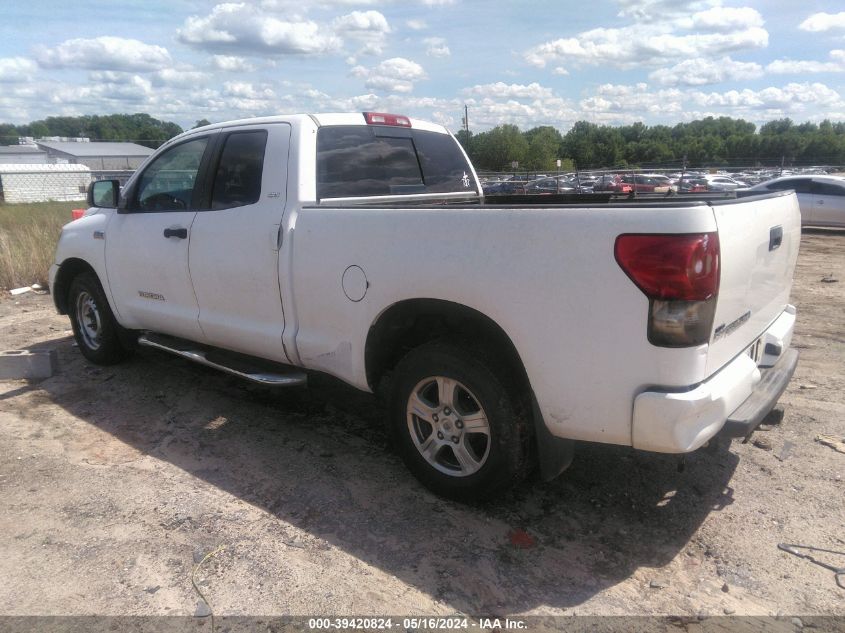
xmin=769 ymin=225 xmax=783 ymax=251
xmin=163 ymin=227 xmax=188 ymax=239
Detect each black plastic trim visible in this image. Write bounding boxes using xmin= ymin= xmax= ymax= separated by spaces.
xmin=721 ymin=348 xmax=799 ymax=438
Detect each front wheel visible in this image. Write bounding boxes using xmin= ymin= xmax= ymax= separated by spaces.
xmin=68 ymin=272 xmax=133 ymax=365
xmin=389 ymin=342 xmax=532 ymax=501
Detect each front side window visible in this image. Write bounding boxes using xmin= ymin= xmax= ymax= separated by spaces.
xmin=211 ymin=130 xmax=268 ymax=210
xmin=316 ymin=125 xmax=474 ymax=200
xmin=135 ymin=137 xmax=209 ymax=211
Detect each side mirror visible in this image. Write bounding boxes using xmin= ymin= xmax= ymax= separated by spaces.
xmin=88 ymin=179 xmax=120 ymax=208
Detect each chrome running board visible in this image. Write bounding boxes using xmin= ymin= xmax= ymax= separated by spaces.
xmin=137 ymin=333 xmax=307 ymax=387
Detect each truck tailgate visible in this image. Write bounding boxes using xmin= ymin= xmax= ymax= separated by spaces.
xmin=706 ymin=191 xmax=801 ymax=376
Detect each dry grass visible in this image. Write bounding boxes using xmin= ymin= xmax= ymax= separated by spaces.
xmin=0 ymin=201 xmax=77 ymax=290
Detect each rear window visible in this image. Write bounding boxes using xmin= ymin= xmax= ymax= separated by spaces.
xmin=317 ymin=125 xmax=474 ymax=199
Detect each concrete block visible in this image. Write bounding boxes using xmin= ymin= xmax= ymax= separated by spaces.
xmin=0 ymin=349 xmax=57 ymax=380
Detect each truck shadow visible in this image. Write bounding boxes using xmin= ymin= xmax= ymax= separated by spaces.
xmin=28 ymin=337 xmax=739 ymax=614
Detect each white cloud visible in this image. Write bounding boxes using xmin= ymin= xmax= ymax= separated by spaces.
xmin=213 ymin=55 xmax=256 ymax=72
xmin=350 ymin=57 xmax=427 ymax=93
xmin=799 ymin=11 xmax=845 ymax=33
xmin=650 ymin=56 xmax=763 ymax=86
xmin=333 ymin=10 xmax=391 ymax=55
xmin=767 ymin=50 xmax=845 ymax=74
xmin=0 ymin=57 xmax=37 ymax=82
xmin=406 ymin=19 xmax=427 ymax=30
xmin=420 ymin=0 xmax=455 ymax=5
xmin=423 ymin=37 xmax=450 ymax=58
xmin=678 ymin=7 xmax=764 ymax=33
xmin=38 ymin=36 xmax=172 ymax=72
xmin=223 ymin=81 xmax=276 ymax=99
xmin=580 ymin=83 xmax=686 ymax=117
xmin=690 ymin=83 xmax=842 ymax=111
xmin=463 ymin=82 xmax=554 ymax=100
xmin=261 ymin=0 xmax=383 ymax=8
xmin=178 ymin=3 xmax=342 ymax=55
xmin=615 ymin=0 xmax=718 ymax=21
xmin=153 ymin=68 xmax=211 ymax=86
xmin=524 ymin=23 xmax=768 ymax=70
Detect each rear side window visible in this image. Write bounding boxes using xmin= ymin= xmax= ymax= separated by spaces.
xmin=812 ymin=181 xmax=845 ymax=196
xmin=316 ymin=125 xmax=473 ymax=199
xmin=211 ymin=130 xmax=268 ymax=210
xmin=767 ymin=178 xmax=813 ymax=194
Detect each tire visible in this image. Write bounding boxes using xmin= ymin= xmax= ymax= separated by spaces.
xmin=388 ymin=341 xmax=532 ymax=501
xmin=67 ymin=272 xmax=133 ymax=365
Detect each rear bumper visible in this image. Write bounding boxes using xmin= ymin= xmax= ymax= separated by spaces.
xmin=632 ymin=305 xmax=797 ymax=453
xmin=721 ymin=348 xmax=798 ymax=437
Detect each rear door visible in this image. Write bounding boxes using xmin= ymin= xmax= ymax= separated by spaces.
xmin=188 ymin=123 xmax=291 ymax=362
xmin=811 ymin=179 xmax=845 ymax=227
xmin=704 ymin=192 xmax=801 ymax=375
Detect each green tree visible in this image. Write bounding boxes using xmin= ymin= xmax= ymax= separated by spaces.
xmin=524 ymin=126 xmax=563 ymax=170
xmin=474 ymin=124 xmax=528 ymax=171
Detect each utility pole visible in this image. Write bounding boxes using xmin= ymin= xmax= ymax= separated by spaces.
xmin=464 ymin=105 xmax=469 ymax=138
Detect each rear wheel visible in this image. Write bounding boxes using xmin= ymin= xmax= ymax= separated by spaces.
xmin=389 ymin=341 xmax=531 ymax=501
xmin=68 ymin=272 xmax=133 ymax=365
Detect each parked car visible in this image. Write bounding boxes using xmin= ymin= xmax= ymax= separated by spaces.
xmin=523 ymin=177 xmax=575 ymax=194
xmin=592 ymin=174 xmax=632 ymax=193
xmin=51 ymin=111 xmax=801 ymax=500
xmin=620 ymin=174 xmax=676 ymax=193
xmin=705 ymin=175 xmax=747 ymax=191
xmin=675 ymin=177 xmax=708 ymax=193
xmin=482 ymin=180 xmax=526 ymax=195
xmin=740 ymin=175 xmax=845 ymax=227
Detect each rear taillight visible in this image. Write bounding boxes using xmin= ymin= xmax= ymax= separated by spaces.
xmin=363 ymin=112 xmax=412 ymax=127
xmin=615 ymin=233 xmax=720 ymax=347
xmin=71 ymin=209 xmax=85 ymax=221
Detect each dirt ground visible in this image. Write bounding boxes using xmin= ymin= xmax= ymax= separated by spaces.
xmin=0 ymin=230 xmax=843 ymax=626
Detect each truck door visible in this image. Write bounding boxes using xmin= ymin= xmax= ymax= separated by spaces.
xmin=105 ymin=134 xmax=217 ymax=341
xmin=188 ymin=123 xmax=291 ymax=362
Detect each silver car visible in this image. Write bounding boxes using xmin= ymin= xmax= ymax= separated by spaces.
xmin=742 ymin=175 xmax=845 ymax=228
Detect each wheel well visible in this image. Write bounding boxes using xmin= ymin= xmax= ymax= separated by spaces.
xmin=52 ymin=258 xmax=98 ymax=314
xmin=365 ymin=299 xmax=530 ymax=396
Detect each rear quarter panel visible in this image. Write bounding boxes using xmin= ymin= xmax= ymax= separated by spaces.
xmin=291 ymin=202 xmax=719 ymax=446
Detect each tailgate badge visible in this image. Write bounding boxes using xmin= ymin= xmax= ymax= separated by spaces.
xmin=713 ymin=310 xmax=751 ymax=341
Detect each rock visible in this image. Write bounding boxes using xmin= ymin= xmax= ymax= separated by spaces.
xmin=816 ymin=435 xmax=845 ymax=454
xmin=791 ymin=617 xmax=803 ymax=629
xmin=721 ymin=583 xmax=729 ymax=593
xmin=508 ymin=528 xmax=536 ymax=549
xmin=723 ymin=607 xmax=736 ymax=615
xmin=753 ymin=437 xmax=773 ymax=451
xmin=820 ymin=276 xmax=838 ymax=283
xmin=144 ymin=586 xmax=160 ymax=594
xmin=195 ymin=601 xmax=212 ymax=617
xmin=649 ymin=578 xmax=670 ymax=589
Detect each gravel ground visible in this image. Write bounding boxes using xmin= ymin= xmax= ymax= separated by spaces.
xmin=0 ymin=229 xmax=843 ymax=627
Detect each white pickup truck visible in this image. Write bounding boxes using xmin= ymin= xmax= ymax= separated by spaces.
xmin=50 ymin=112 xmax=801 ymax=500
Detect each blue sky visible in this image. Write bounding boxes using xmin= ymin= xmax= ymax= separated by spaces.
xmin=2 ymin=0 xmax=845 ymax=133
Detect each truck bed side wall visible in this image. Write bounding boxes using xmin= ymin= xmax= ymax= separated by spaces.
xmin=291 ymin=204 xmax=719 ymax=446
